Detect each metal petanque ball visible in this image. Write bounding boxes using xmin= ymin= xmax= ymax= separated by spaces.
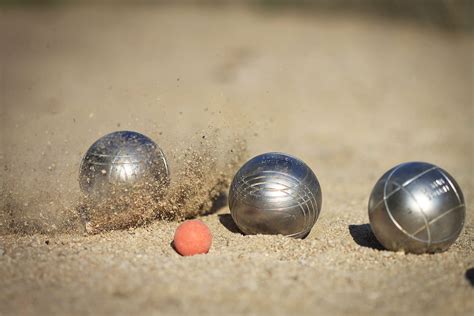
xmin=229 ymin=152 xmax=322 ymax=238
xmin=368 ymin=162 xmax=465 ymax=254
xmin=79 ymin=131 xmax=170 ymax=199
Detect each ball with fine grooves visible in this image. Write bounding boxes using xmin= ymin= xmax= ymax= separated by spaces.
xmin=368 ymin=161 xmax=465 ymax=253
xmin=79 ymin=130 xmax=170 ymax=199
xmin=229 ymin=152 xmax=322 ymax=238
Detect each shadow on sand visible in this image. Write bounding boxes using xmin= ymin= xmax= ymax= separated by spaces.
xmin=218 ymin=214 xmax=243 ymax=234
xmin=349 ymin=223 xmax=385 ymax=250
xmin=465 ymin=268 xmax=474 ymax=287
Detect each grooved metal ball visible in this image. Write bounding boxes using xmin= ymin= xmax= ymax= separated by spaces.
xmin=79 ymin=131 xmax=170 ymax=198
xmin=229 ymin=152 xmax=322 ymax=238
xmin=368 ymin=162 xmax=465 ymax=254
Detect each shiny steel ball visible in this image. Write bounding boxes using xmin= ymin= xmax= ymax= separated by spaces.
xmin=368 ymin=162 xmax=465 ymax=253
xmin=229 ymin=152 xmax=322 ymax=238
xmin=79 ymin=131 xmax=170 ymax=198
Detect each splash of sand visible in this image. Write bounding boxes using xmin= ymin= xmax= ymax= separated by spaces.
xmin=1 ymin=128 xmax=248 ymax=235
xmin=79 ymin=131 xmax=247 ymax=234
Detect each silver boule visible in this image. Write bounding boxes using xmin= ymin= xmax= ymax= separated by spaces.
xmin=369 ymin=161 xmax=465 ymax=253
xmin=79 ymin=131 xmax=170 ymax=198
xmin=229 ymin=152 xmax=322 ymax=238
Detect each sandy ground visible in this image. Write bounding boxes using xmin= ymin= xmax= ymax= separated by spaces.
xmin=1 ymin=4 xmax=473 ymax=316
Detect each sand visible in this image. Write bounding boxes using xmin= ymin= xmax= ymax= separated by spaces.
xmin=1 ymin=4 xmax=473 ymax=316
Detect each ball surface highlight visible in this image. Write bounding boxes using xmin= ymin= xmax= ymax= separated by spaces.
xmin=368 ymin=161 xmax=465 ymax=253
xmin=79 ymin=130 xmax=170 ymax=199
xmin=229 ymin=152 xmax=322 ymax=238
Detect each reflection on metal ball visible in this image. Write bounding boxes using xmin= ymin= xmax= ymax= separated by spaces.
xmin=369 ymin=162 xmax=465 ymax=254
xmin=229 ymin=152 xmax=322 ymax=238
xmin=79 ymin=131 xmax=170 ymax=198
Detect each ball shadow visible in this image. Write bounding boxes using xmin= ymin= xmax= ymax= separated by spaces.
xmin=465 ymin=268 xmax=474 ymax=287
xmin=218 ymin=214 xmax=243 ymax=234
xmin=170 ymin=241 xmax=177 ymax=252
xmin=348 ymin=224 xmax=385 ymax=250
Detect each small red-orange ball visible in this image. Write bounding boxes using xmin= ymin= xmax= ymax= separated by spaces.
xmin=173 ymin=220 xmax=212 ymax=256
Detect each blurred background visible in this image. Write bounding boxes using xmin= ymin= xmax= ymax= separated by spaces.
xmin=1 ymin=0 xmax=473 ymax=31
xmin=2 ymin=0 xmax=473 ymax=32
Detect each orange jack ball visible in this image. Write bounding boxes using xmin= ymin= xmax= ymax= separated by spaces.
xmin=173 ymin=220 xmax=212 ymax=256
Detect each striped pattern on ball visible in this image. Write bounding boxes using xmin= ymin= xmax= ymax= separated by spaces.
xmin=369 ymin=162 xmax=465 ymax=253
xmin=229 ymin=152 xmax=322 ymax=238
xmin=79 ymin=131 xmax=170 ymax=196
